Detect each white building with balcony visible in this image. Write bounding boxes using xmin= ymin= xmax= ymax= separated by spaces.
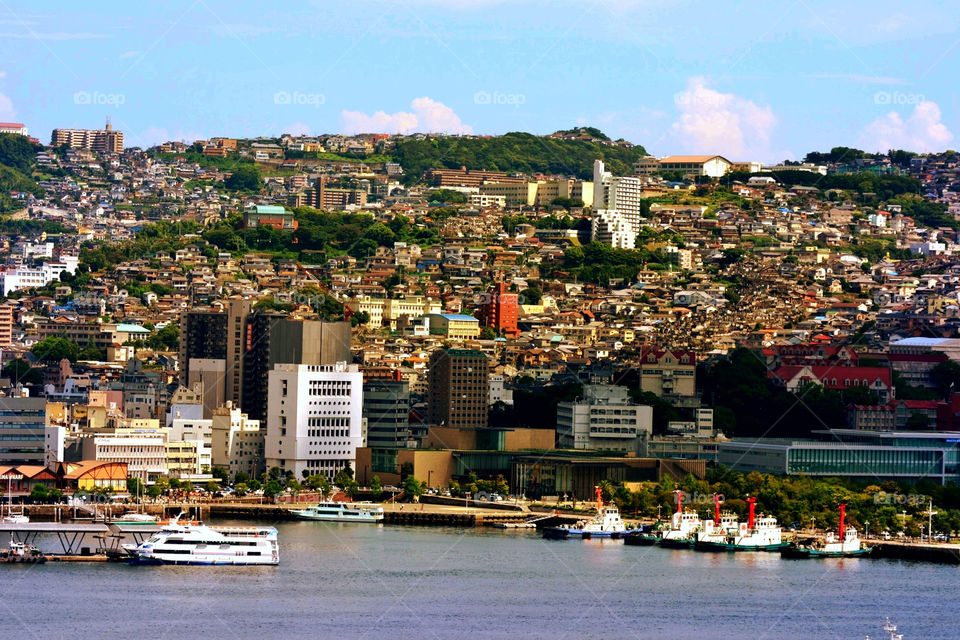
xmin=556 ymin=385 xmax=652 ymax=453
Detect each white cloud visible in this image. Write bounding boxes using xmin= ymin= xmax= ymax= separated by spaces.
xmin=340 ymin=97 xmax=472 ymax=135
xmin=861 ymin=101 xmax=954 ymax=153
xmin=671 ymin=76 xmax=777 ymax=161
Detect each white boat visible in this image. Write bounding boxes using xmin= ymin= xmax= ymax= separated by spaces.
xmin=543 ymin=487 xmax=627 ymax=539
xmin=696 ymin=495 xmax=739 ymax=546
xmin=111 ymin=512 xmax=159 ymax=525
xmin=696 ymin=497 xmax=787 ymax=551
xmin=659 ymin=490 xmax=702 ymax=548
xmin=122 ymin=515 xmax=279 ymax=565
xmin=290 ymin=502 xmax=384 ymax=523
xmin=2 ymin=475 xmax=28 ymax=524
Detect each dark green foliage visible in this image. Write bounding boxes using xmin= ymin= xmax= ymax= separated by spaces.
xmin=392 ymin=132 xmax=647 ymax=182
xmin=224 ymin=165 xmax=263 ymax=191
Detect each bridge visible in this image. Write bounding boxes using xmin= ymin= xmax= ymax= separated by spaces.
xmin=0 ymin=523 xmax=160 ymax=555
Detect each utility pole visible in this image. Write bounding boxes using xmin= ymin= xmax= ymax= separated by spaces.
xmin=925 ymin=499 xmax=937 ymax=543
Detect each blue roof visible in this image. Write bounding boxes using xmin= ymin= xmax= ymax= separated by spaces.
xmin=892 ymin=337 xmax=951 ymax=346
xmin=440 ymin=314 xmax=477 ymax=321
xmin=116 ymin=323 xmax=151 ymax=333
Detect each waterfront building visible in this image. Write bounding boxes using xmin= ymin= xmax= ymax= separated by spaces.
xmin=210 ymin=402 xmax=264 ymax=480
xmin=363 ymin=378 xmax=410 ymax=449
xmin=556 ymin=385 xmax=653 ymax=453
xmin=0 ymin=396 xmax=49 ymax=465
xmin=265 ymin=363 xmax=364 ymax=480
xmin=427 ymin=348 xmax=490 ymax=430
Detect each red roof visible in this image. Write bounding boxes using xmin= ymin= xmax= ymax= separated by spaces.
xmin=0 ymin=122 xmax=25 ymax=128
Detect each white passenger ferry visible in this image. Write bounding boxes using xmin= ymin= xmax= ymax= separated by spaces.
xmin=123 ymin=515 xmax=279 ymax=565
xmin=290 ymin=502 xmax=385 ymax=523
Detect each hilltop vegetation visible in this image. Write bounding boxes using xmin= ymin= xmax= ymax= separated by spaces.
xmin=391 ymin=131 xmax=647 ymax=181
xmin=0 ymin=133 xmax=44 ymax=212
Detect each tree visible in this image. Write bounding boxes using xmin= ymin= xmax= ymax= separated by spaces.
xmin=286 ymin=478 xmax=303 ymax=495
xmin=479 ymin=326 xmax=496 ymax=340
xmin=307 ymin=474 xmax=332 ymax=500
xmin=334 ymin=463 xmax=354 ymax=485
xmin=234 ymin=482 xmax=249 ymax=497
xmin=370 ymin=475 xmax=382 ymax=500
xmin=233 ymin=470 xmax=250 ymax=485
xmin=2 ymin=359 xmax=42 ymax=385
xmin=520 ymin=287 xmax=542 ymax=305
xmin=212 ymin=467 xmax=230 ymax=483
xmin=147 ymin=324 xmax=179 ymax=350
xmin=30 ymin=336 xmax=79 ymax=363
xmin=30 ymin=484 xmax=49 ymax=503
xmin=205 ymin=480 xmax=220 ymax=493
xmin=404 ymin=474 xmax=424 ymax=498
xmin=127 ymin=477 xmax=145 ymax=498
xmin=263 ymin=479 xmax=283 ymax=500
xmin=181 ymin=481 xmax=195 ymax=494
xmin=931 ymin=361 xmax=960 ymax=398
xmin=224 ymin=165 xmax=263 ymax=191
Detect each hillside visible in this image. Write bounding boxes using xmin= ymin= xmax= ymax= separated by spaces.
xmin=0 ymin=133 xmax=44 ymax=213
xmin=391 ymin=131 xmax=646 ymax=181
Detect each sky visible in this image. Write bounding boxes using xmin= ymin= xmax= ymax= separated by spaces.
xmin=0 ymin=0 xmax=958 ymax=163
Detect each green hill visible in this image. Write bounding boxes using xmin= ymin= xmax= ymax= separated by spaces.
xmin=0 ymin=133 xmax=43 ymax=213
xmin=391 ymin=131 xmax=646 ymax=182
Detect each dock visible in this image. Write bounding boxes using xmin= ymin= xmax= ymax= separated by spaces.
xmin=868 ymin=541 xmax=960 ymax=564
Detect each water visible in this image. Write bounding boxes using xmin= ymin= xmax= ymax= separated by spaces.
xmin=2 ymin=522 xmax=956 ymax=639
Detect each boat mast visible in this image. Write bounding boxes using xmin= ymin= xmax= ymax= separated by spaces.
xmin=674 ymin=489 xmax=683 ymax=515
xmin=713 ymin=493 xmax=722 ymax=524
xmin=595 ymin=485 xmax=603 ymax=512
xmin=839 ymin=503 xmax=846 ymax=540
xmin=746 ymin=497 xmax=757 ymax=530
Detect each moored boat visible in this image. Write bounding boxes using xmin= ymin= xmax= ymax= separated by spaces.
xmin=111 ymin=513 xmax=159 ymax=526
xmin=695 ymin=497 xmax=788 ymax=552
xmin=659 ymin=490 xmax=701 ymax=548
xmin=781 ymin=503 xmax=871 ymax=558
xmin=543 ymin=487 xmax=627 ymax=540
xmin=290 ymin=501 xmax=384 ymax=523
xmin=122 ymin=514 xmax=279 ymax=565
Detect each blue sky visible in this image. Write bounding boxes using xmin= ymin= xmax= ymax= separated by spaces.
xmin=0 ymin=0 xmax=957 ymax=162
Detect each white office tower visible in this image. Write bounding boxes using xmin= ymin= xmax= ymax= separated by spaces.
xmin=592 ymin=159 xmax=644 ymax=245
xmin=265 ymin=362 xmax=364 ymax=480
xmin=591 ymin=209 xmax=638 ymax=249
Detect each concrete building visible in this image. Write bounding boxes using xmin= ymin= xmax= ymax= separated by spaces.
xmin=265 ymin=363 xmax=364 ymax=480
xmin=82 ymin=432 xmax=167 ymax=483
xmin=476 ymin=282 xmax=519 ymax=338
xmin=657 ymin=155 xmax=732 ymax=178
xmin=638 ymin=348 xmax=697 ymax=398
xmin=179 ymin=299 xmax=252 ymax=410
xmin=424 ymin=313 xmax=480 ymax=340
xmin=0 ymin=397 xmax=48 ymax=465
xmin=0 ymin=122 xmax=28 ymax=136
xmin=363 ymin=378 xmax=410 ymax=449
xmin=242 ymin=205 xmax=298 ymax=231
xmin=427 ymin=348 xmax=490 ymax=430
xmin=51 ymin=122 xmax=123 ymax=153
xmin=348 ymin=295 xmax=442 ymax=330
xmin=556 ymin=385 xmax=653 ymax=453
xmin=593 ymin=160 xmax=643 ymax=230
xmin=591 ymin=209 xmax=638 ymax=249
xmin=210 ymin=402 xmax=263 ymax=480
xmin=0 ymin=302 xmax=14 ymax=346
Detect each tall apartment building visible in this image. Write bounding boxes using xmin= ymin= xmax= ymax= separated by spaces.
xmin=308 ymin=176 xmax=367 ymax=209
xmin=591 ymin=209 xmax=637 ymax=249
xmin=476 ymin=282 xmax=519 ymax=338
xmin=556 ymin=385 xmax=653 ymax=453
xmin=0 ymin=302 xmax=14 ymax=346
xmin=265 ymin=363 xmax=364 ymax=479
xmin=0 ymin=396 xmax=48 ymax=465
xmin=593 ymin=159 xmax=643 ymax=225
xmin=210 ymin=402 xmax=264 ymax=480
xmin=363 ymin=378 xmax=411 ymax=449
xmin=50 ymin=121 xmax=123 ymax=153
xmin=427 ymin=348 xmax=490 ymax=429
xmin=240 ymin=314 xmax=351 ymax=422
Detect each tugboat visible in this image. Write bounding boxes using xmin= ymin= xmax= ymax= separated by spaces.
xmin=0 ymin=539 xmax=46 ymax=563
xmin=695 ymin=497 xmax=788 ymax=552
xmin=659 ymin=489 xmax=701 ymax=548
xmin=542 ymin=487 xmax=627 ymax=540
xmin=624 ymin=523 xmax=660 ymax=546
xmin=865 ymin=617 xmax=903 ymax=640
xmin=696 ymin=493 xmax=740 ymax=547
xmin=781 ymin=503 xmax=871 ymax=558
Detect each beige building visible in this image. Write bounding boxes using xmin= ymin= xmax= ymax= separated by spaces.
xmin=638 ymin=348 xmax=697 ymax=397
xmin=424 ymin=313 xmax=480 ymax=339
xmin=51 ymin=122 xmax=123 ymax=153
xmin=349 ymin=295 xmax=443 ymax=330
xmin=211 ymin=402 xmax=264 ymax=480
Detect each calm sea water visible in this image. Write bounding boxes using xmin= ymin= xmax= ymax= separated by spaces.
xmin=2 ymin=521 xmax=956 ymax=640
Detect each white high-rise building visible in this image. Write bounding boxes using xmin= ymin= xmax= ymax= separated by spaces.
xmin=592 ymin=160 xmax=644 ymax=247
xmin=556 ymin=385 xmax=653 ymax=453
xmin=265 ymin=363 xmax=364 ymax=480
xmin=591 ymin=209 xmax=638 ymax=249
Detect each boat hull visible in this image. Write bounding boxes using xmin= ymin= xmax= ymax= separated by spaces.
xmin=542 ymin=527 xmax=624 ymax=540
xmin=292 ymin=513 xmax=383 ymax=523
xmin=624 ymin=534 xmax=659 ymax=546
xmin=780 ymin=545 xmax=872 ymax=559
xmin=659 ymin=537 xmax=695 ymax=549
xmin=695 ymin=540 xmax=789 ymax=552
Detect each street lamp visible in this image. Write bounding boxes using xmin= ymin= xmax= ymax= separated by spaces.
xmin=864 ymin=520 xmax=870 ymax=539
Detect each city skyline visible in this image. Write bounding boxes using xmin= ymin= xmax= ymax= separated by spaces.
xmin=0 ymin=0 xmax=955 ymax=161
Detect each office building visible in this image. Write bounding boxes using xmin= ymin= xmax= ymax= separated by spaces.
xmin=556 ymin=385 xmax=653 ymax=453
xmin=427 ymin=348 xmax=490 ymax=430
xmin=0 ymin=396 xmax=48 ymax=465
xmin=265 ymin=363 xmax=364 ymax=479
xmin=210 ymin=402 xmax=264 ymax=480
xmin=363 ymin=378 xmax=411 ymax=449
